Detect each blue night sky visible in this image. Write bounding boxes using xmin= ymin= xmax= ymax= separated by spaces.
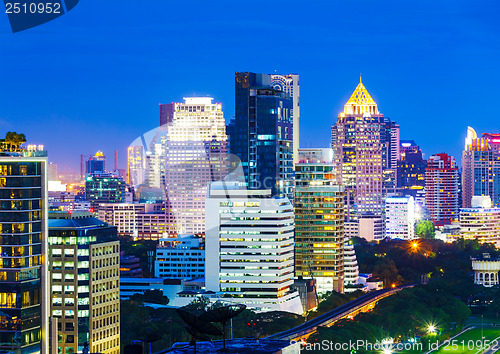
xmin=1 ymin=0 xmax=499 ymax=172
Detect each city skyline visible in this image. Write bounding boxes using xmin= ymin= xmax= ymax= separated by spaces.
xmin=1 ymin=0 xmax=500 ymax=171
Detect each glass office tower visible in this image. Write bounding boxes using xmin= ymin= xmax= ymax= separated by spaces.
xmin=0 ymin=149 xmax=48 ymax=354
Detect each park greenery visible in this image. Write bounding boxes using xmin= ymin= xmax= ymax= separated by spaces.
xmin=416 ymin=220 xmax=436 ymax=239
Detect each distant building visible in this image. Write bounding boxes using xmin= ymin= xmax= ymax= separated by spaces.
xmin=385 ymin=196 xmax=416 ymax=240
xmin=86 ymin=151 xmax=106 ymax=175
xmin=462 ymin=127 xmax=500 ymax=208
xmin=460 ymin=196 xmax=500 ymax=247
xmin=294 ymin=149 xmax=345 ymax=294
xmin=229 ymin=72 xmax=294 ymax=201
xmin=155 ymin=234 xmax=205 ymax=280
xmin=349 ymin=215 xmax=385 ymax=242
xmin=48 ymin=161 xmax=58 ymax=181
xmin=127 ymin=145 xmax=145 ymax=186
xmin=85 ymin=172 xmax=126 ymax=208
xmin=120 ymin=278 xmax=183 ymax=301
xmin=205 ymin=183 xmax=303 ymax=314
xmin=48 ymin=211 xmax=120 ymax=354
xmin=331 ymin=78 xmax=399 ymax=218
xmin=425 ymin=153 xmax=459 ymax=226
xmin=0 ymin=150 xmax=49 ymax=354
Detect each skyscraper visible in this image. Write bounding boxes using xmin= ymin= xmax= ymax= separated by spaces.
xmin=127 ymin=145 xmax=145 ymax=187
xmin=160 ymin=97 xmax=228 ymax=235
xmin=331 ymin=78 xmax=399 ymax=218
xmin=229 ymin=72 xmax=294 ymax=201
xmin=0 ymin=147 xmax=49 ymax=354
xmin=270 ymin=74 xmax=300 ymax=163
xmin=397 ymin=140 xmax=427 ymax=192
xmin=205 ymin=182 xmax=302 ymax=314
xmin=48 ymin=211 xmax=120 ymax=354
xmin=462 ymin=127 xmax=500 ymax=208
xmin=425 ymin=153 xmax=459 ymax=226
xmin=294 ymin=148 xmax=345 ymax=294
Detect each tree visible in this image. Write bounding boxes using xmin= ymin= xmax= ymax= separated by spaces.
xmin=416 ymin=220 xmax=435 ymax=239
xmin=4 ymin=132 xmax=26 ymax=151
xmin=373 ymin=258 xmax=399 ymax=286
xmin=129 ymin=289 xmax=169 ymax=305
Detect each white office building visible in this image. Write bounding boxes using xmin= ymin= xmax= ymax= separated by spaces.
xmin=205 ymin=183 xmax=303 ymax=314
xmin=154 ymin=234 xmax=205 ymax=279
xmin=460 ymin=196 xmax=500 ymax=247
xmin=385 ymin=196 xmax=416 ymax=240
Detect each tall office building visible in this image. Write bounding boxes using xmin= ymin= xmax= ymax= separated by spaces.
xmin=425 ymin=153 xmax=459 ymax=226
xmin=462 ymin=127 xmax=500 ymax=208
xmin=294 ymin=148 xmax=345 ymax=294
xmin=48 ymin=211 xmax=120 ymax=354
xmin=48 ymin=162 xmax=58 ymax=181
xmin=86 ymin=151 xmax=106 ymax=175
xmin=270 ymin=74 xmax=300 ymax=163
xmin=159 ymin=97 xmax=228 ymax=235
xmin=0 ymin=147 xmax=49 ymax=354
xmin=229 ymin=72 xmax=294 ymax=201
xmin=127 ymin=145 xmax=145 ymax=187
xmin=397 ymin=140 xmax=426 ymax=193
xmin=331 ymin=78 xmax=399 ymax=218
xmin=385 ymin=196 xmax=416 ymax=240
xmin=205 ymin=183 xmax=303 ymax=314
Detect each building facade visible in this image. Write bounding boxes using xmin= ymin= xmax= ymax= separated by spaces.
xmin=159 ymin=97 xmax=228 ymax=235
xmin=84 ymin=173 xmax=126 ymax=209
xmin=86 ymin=151 xmax=106 ymax=175
xmin=0 ymin=151 xmax=49 ymax=354
xmin=425 ymin=153 xmax=459 ymax=226
xmin=97 ymin=203 xmax=162 ymax=236
xmin=294 ymin=149 xmax=345 ymax=294
xmin=385 ymin=196 xmax=416 ymax=240
xmin=127 ymin=145 xmax=145 ymax=187
xmin=205 ymin=183 xmax=302 ymax=314
xmin=331 ymin=78 xmax=399 ymax=218
xmin=154 ymin=234 xmax=205 ymax=280
xmin=397 ymin=140 xmax=426 ymax=196
xmin=460 ymin=197 xmax=500 ymax=247
xmin=229 ymin=72 xmax=294 ymax=201
xmin=462 ymin=127 xmax=500 ymax=208
xmin=48 ymin=212 xmax=120 ymax=354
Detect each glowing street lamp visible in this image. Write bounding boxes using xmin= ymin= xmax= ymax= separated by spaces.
xmin=428 ymin=324 xmax=436 ymax=334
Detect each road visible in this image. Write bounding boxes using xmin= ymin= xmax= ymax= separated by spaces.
xmin=267 ymin=285 xmax=414 ymax=341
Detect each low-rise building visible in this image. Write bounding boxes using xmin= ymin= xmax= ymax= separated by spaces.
xmin=472 ymin=253 xmax=500 ymax=287
xmin=155 ymin=234 xmax=205 ymax=280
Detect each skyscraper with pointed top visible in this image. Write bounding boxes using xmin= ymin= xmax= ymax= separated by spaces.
xmin=331 ymin=78 xmax=399 ymax=219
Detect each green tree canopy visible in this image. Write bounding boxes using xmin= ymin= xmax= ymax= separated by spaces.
xmin=416 ymin=220 xmax=436 ymax=239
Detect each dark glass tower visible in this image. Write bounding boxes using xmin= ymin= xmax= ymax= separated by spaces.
xmin=0 ymin=152 xmax=48 ymax=354
xmin=229 ymin=72 xmax=294 ymax=201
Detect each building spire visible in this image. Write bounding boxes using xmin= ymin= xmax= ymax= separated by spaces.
xmin=342 ymin=78 xmax=379 ymax=116
xmin=360 ymin=73 xmax=362 ymax=84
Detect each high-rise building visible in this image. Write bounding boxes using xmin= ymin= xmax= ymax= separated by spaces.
xmin=205 ymin=183 xmax=303 ymax=314
xmin=425 ymin=153 xmax=459 ymax=226
xmin=86 ymin=151 xmax=106 ymax=175
xmin=0 ymin=148 xmax=49 ymax=354
xmin=97 ymin=202 xmax=162 ymax=236
xmin=229 ymin=72 xmax=294 ymax=201
xmin=158 ymin=97 xmax=228 ymax=235
xmin=397 ymin=140 xmax=426 ymax=194
xmin=294 ymin=148 xmax=345 ymax=294
xmin=270 ymin=74 xmax=300 ymax=163
xmin=460 ymin=196 xmax=500 ymax=247
xmin=462 ymin=127 xmax=500 ymax=208
xmin=154 ymin=234 xmax=205 ymax=279
xmin=48 ymin=211 xmax=120 ymax=354
xmin=331 ymin=78 xmax=399 ymax=218
xmin=85 ymin=173 xmax=126 ymax=208
xmin=127 ymin=145 xmax=145 ymax=187
xmin=385 ymin=196 xmax=416 ymax=240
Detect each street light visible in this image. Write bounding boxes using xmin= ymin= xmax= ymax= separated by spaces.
xmin=428 ymin=325 xmax=436 ymax=334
